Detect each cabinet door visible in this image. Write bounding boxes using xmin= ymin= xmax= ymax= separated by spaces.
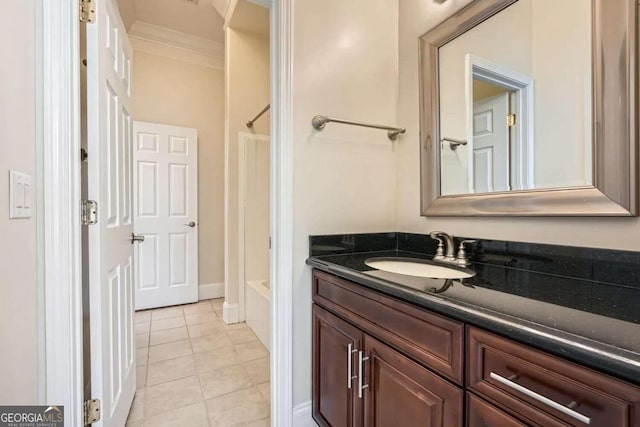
xmin=363 ymin=335 xmax=463 ymax=427
xmin=467 ymin=393 xmax=530 ymax=427
xmin=313 ymin=304 xmax=364 ymax=427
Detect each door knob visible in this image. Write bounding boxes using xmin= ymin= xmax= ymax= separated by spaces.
xmin=184 ymin=221 xmax=196 ymax=228
xmin=130 ymin=233 xmax=145 ymax=244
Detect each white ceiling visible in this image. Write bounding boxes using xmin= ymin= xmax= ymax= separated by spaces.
xmin=117 ymin=0 xmax=225 ymax=43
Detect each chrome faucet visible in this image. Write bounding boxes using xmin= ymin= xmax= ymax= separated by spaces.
xmin=429 ymin=231 xmax=476 ymax=267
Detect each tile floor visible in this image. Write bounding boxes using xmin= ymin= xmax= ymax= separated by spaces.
xmin=127 ymin=298 xmax=270 ymax=427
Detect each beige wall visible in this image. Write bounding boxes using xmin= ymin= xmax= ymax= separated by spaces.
xmin=224 ymin=28 xmax=270 ymax=308
xmin=291 ymin=0 xmax=399 ymax=406
xmin=0 ymin=0 xmax=39 ymax=404
xmin=132 ymin=50 xmax=226 ymax=286
xmin=396 ymin=0 xmax=640 ymax=251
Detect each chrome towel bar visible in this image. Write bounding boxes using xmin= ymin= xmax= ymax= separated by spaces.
xmin=311 ymin=115 xmax=406 ymax=141
xmin=442 ymin=137 xmax=468 ymax=149
xmin=246 ymin=104 xmax=270 ymax=128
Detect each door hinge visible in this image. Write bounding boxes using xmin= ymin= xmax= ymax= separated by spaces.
xmin=81 ymin=200 xmax=98 ymax=225
xmin=80 ymin=0 xmax=96 ymax=23
xmin=507 ymin=114 xmax=516 ymax=127
xmin=84 ymin=399 xmax=100 ymax=425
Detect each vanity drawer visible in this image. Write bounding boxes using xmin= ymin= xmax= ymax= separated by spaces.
xmin=312 ymin=269 xmax=464 ymax=384
xmin=467 ymin=392 xmax=529 ymax=427
xmin=467 ymin=327 xmax=640 ymax=427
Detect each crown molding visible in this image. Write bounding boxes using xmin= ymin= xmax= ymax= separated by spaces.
xmin=128 ymin=21 xmax=224 ymax=69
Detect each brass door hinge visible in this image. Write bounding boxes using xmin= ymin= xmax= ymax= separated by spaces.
xmin=507 ymin=114 xmax=516 ymax=127
xmin=82 ymin=200 xmax=98 ymax=226
xmin=80 ymin=0 xmax=96 ymax=23
xmin=84 ymin=399 xmax=100 ymax=425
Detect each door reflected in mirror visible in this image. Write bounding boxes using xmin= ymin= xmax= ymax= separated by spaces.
xmin=438 ymin=0 xmax=592 ymax=196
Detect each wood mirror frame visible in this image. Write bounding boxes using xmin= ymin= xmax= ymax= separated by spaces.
xmin=419 ymin=0 xmax=638 ymax=216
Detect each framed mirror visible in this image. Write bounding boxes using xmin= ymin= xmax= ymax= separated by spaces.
xmin=419 ymin=0 xmax=638 ymax=216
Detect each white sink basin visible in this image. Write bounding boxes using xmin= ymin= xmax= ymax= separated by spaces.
xmin=365 ymin=258 xmax=475 ymax=280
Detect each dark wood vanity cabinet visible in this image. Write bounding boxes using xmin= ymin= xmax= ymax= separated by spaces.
xmin=313 ymin=304 xmax=462 ymax=427
xmin=312 ymin=269 xmax=640 ymax=427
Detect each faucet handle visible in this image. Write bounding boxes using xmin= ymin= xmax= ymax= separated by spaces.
xmin=456 ymin=240 xmax=477 ymax=267
xmin=431 ymin=235 xmax=445 ymax=260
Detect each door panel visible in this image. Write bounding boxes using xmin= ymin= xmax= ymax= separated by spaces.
xmin=472 ymin=93 xmax=510 ymax=193
xmin=363 ymin=335 xmax=463 ymax=427
xmin=313 ymin=305 xmax=363 ymax=427
xmin=86 ymin=0 xmax=135 ymax=424
xmin=133 ymin=121 xmax=198 ymax=310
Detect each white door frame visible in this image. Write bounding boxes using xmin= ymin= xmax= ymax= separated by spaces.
xmin=39 ymin=0 xmax=296 ymax=426
xmin=270 ymin=0 xmax=294 ymax=425
xmin=465 ymin=54 xmax=535 ymax=192
xmin=38 ymin=0 xmax=84 ymax=425
xmin=238 ymin=131 xmax=270 ymax=323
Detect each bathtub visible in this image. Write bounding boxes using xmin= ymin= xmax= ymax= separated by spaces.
xmin=246 ymin=279 xmax=271 ymax=351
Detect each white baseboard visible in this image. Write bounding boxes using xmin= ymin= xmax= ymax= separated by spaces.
xmin=292 ymin=401 xmax=316 ymax=427
xmin=198 ymin=282 xmax=224 ymax=300
xmin=222 ymin=302 xmax=239 ymax=324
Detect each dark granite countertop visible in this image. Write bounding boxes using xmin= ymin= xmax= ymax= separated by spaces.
xmin=307 ymin=249 xmax=640 ymax=386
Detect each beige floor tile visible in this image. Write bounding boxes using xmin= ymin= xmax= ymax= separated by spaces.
xmin=136 ymin=365 xmax=147 ymax=389
xmin=190 ymin=330 xmax=233 ymax=354
xmin=148 ymin=339 xmax=192 ymax=364
xmin=145 ymin=401 xmax=209 ymax=427
xmin=257 ymin=382 xmax=270 ymax=405
xmin=135 ymin=321 xmax=150 ymax=334
xmin=243 ymin=357 xmax=270 ymax=385
xmin=227 ymin=327 xmax=258 ymax=345
xmin=135 ymin=310 xmax=152 ymax=323
xmin=126 ymin=389 xmax=145 ymax=422
xmin=206 ymin=387 xmax=269 ymax=427
xmin=150 ymin=326 xmax=189 ymax=346
xmin=234 ymin=341 xmax=269 ymax=363
xmin=188 ymin=321 xmax=225 ymax=339
xmin=186 ymin=312 xmax=218 ymax=326
xmin=151 ymin=316 xmax=186 ymax=332
xmin=136 ymin=347 xmax=148 ymax=366
xmin=215 ymin=309 xmax=224 ymax=319
xmin=151 ymin=306 xmax=184 ymax=321
xmin=183 ymin=302 xmax=214 ymax=316
xmin=243 ymin=418 xmax=270 ymax=427
xmin=199 ymin=364 xmax=253 ymax=400
xmin=125 ymin=420 xmax=144 ymax=427
xmin=135 ymin=332 xmax=149 ymax=349
xmin=145 ymin=376 xmax=204 ymax=417
xmin=222 ymin=322 xmax=247 ymax=331
xmin=210 ymin=299 xmax=224 ymax=310
xmin=146 ymin=355 xmax=196 ymax=386
xmin=193 ymin=347 xmax=240 ymax=374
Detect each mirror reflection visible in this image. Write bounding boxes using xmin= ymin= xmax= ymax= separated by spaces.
xmin=438 ymin=0 xmax=593 ymax=196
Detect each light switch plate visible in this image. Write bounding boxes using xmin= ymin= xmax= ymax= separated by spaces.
xmin=9 ymin=170 xmax=32 ymax=219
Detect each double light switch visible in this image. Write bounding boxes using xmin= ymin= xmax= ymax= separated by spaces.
xmin=9 ymin=170 xmax=32 ymax=219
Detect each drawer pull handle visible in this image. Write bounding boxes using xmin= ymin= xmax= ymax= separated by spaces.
xmin=347 ymin=344 xmax=357 ymax=389
xmin=490 ymin=372 xmax=591 ymax=425
xmin=358 ymin=351 xmax=370 ymax=399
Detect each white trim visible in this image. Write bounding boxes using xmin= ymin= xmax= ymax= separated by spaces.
xmin=41 ymin=0 xmax=83 ymax=424
xmin=271 ymin=0 xmax=294 ymax=425
xmin=465 ymin=54 xmax=535 ymax=192
xmin=292 ymin=401 xmax=316 ymax=427
xmin=128 ymin=21 xmax=224 ymax=69
xmin=238 ymin=131 xmax=270 ymax=325
xmin=198 ymin=282 xmax=225 ymax=300
xmin=222 ymin=301 xmax=239 ymax=324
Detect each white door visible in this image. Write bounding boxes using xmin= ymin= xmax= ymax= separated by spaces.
xmin=472 ymin=93 xmax=510 ymax=193
xmin=133 ymin=122 xmax=199 ymax=310
xmin=86 ymin=0 xmax=135 ymax=424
